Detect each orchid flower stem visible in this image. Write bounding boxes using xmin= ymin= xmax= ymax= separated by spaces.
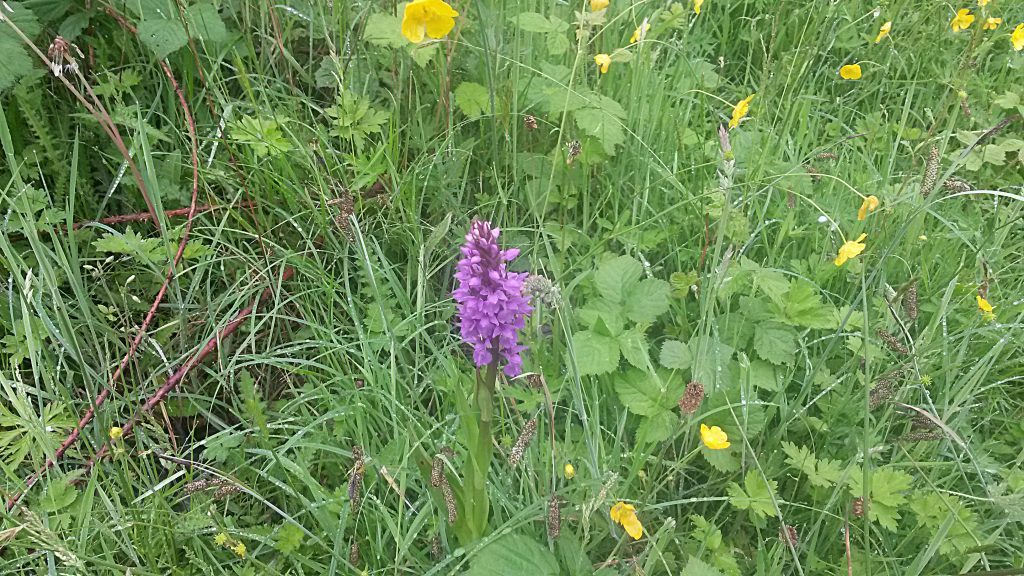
xmin=462 ymin=360 xmax=499 ymax=543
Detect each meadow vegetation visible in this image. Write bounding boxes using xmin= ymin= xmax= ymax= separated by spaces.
xmin=1 ymin=0 xmax=1023 ymax=574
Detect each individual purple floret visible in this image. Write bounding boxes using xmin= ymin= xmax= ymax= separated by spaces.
xmin=453 ymin=220 xmax=532 ymax=376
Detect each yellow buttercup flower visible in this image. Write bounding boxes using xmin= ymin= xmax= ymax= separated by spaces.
xmin=875 ymin=21 xmax=892 ymax=43
xmin=700 ymin=423 xmax=730 ymax=450
xmin=214 ymin=533 xmax=229 ymax=546
xmin=694 ymin=0 xmax=705 ymax=15
xmin=834 ymin=233 xmax=867 ymax=266
xmin=610 ymin=501 xmax=644 ymax=540
xmin=983 ymin=17 xmax=1002 ymax=30
xmin=231 ymin=542 xmax=247 ymax=559
xmin=109 ymin=426 xmax=124 ymax=441
xmin=591 ymin=0 xmax=609 ymax=11
xmin=976 ymin=295 xmax=996 ymax=321
xmin=857 ymin=195 xmax=880 ymax=221
xmin=630 ymin=18 xmax=650 ymax=43
xmin=978 ymin=0 xmax=990 ymax=6
xmin=951 ymin=9 xmax=975 ymax=32
xmin=594 ymin=53 xmax=611 ymax=74
xmin=401 ymin=0 xmax=459 ymax=44
xmin=839 ymin=63 xmax=862 ymax=80
xmin=564 ymin=462 xmax=576 ymax=480
xmin=728 ymin=93 xmax=754 ymax=129
xmin=1014 ymin=24 xmax=1024 ymax=50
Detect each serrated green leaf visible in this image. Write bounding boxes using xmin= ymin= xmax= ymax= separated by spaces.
xmin=512 ymin=12 xmax=559 ymax=33
xmin=752 ymin=268 xmax=790 ymax=305
xmin=781 ymin=280 xmax=836 ymax=329
xmin=0 ymin=4 xmax=41 ymax=93
xmin=364 ymin=12 xmax=405 ymax=48
xmin=137 ymin=19 xmax=189 ymax=59
xmin=572 ymin=330 xmax=619 ymax=376
xmin=849 ymin=467 xmax=913 ymax=531
xmin=753 ymin=321 xmax=797 ymax=365
xmin=465 ymin=533 xmax=559 ymax=576
xmin=993 ymin=91 xmax=1020 ymax=110
xmin=659 ymin=340 xmax=692 ymax=370
xmin=701 ymin=444 xmax=740 ymax=472
xmin=728 ymin=469 xmax=778 ymax=519
xmin=546 ymin=32 xmax=570 ymax=54
xmin=184 ymin=3 xmax=228 ymax=43
xmin=637 ymin=410 xmax=676 ymax=445
xmin=746 ymin=360 xmax=781 ymax=391
xmin=594 ymin=255 xmax=642 ymax=303
xmin=625 ymin=278 xmax=671 ymax=323
xmin=618 ymin=327 xmax=650 ymax=369
xmin=574 ymin=106 xmax=626 ymax=156
xmin=58 ymin=12 xmax=91 ymax=41
xmin=680 ymin=555 xmax=726 ymax=576
xmin=93 ymin=227 xmax=164 ymax=262
xmin=454 ymin=82 xmax=490 ymax=118
xmin=615 ymin=369 xmax=683 ymax=416
xmin=409 ymin=42 xmax=438 ymax=67
xmin=274 ymin=522 xmax=305 ymax=554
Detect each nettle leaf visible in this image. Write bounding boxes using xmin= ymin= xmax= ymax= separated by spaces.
xmin=363 ymin=12 xmax=405 ymax=48
xmin=618 ymin=326 xmax=650 ymax=369
xmin=454 ymin=82 xmax=490 ymax=118
xmin=594 ymin=255 xmax=642 ymax=303
xmin=465 ymin=533 xmax=559 ymax=576
xmin=753 ymin=321 xmax=797 ymax=365
xmin=752 ymin=267 xmax=790 ymax=305
xmin=571 ymin=330 xmax=619 ymax=376
xmin=746 ymin=359 xmax=781 ymax=392
xmin=624 ymin=278 xmax=671 ymax=323
xmin=184 ymin=2 xmax=229 ymax=44
xmin=659 ymin=339 xmax=692 ymax=370
xmin=637 ymin=410 xmax=676 ymax=445
xmin=137 ymin=19 xmax=189 ymax=60
xmin=614 ymin=369 xmax=684 ymax=416
xmin=727 ymin=469 xmax=778 ymax=519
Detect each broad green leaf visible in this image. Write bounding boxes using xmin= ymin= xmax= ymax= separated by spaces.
xmin=659 ymin=340 xmax=692 ymax=370
xmin=574 ymin=106 xmax=625 ymax=156
xmin=680 ymin=556 xmax=726 ymax=576
xmin=0 ymin=4 xmax=41 ymax=93
xmin=454 ymin=82 xmax=490 ymax=118
xmin=618 ymin=327 xmax=650 ymax=369
xmin=614 ymin=369 xmax=682 ymax=416
xmin=546 ymin=32 xmax=570 ymax=55
xmin=571 ymin=330 xmax=619 ymax=376
xmin=753 ymin=321 xmax=797 ymax=365
xmin=137 ymin=19 xmax=189 ymax=60
xmin=727 ymin=469 xmax=778 ymax=519
xmin=274 ymin=522 xmax=305 ymax=554
xmin=58 ymin=12 xmax=91 ymax=41
xmin=465 ymin=533 xmax=559 ymax=576
xmin=409 ymin=43 xmax=438 ymax=67
xmin=39 ymin=476 xmax=78 ymax=512
xmin=992 ymin=91 xmax=1020 ymax=110
xmin=624 ymin=278 xmax=671 ymax=323
xmin=701 ymin=444 xmax=740 ymax=472
xmin=746 ymin=360 xmax=781 ymax=391
xmin=363 ymin=12 xmax=405 ymax=48
xmin=781 ymin=280 xmax=835 ymax=329
xmin=752 ymin=268 xmax=790 ymax=305
xmin=184 ymin=3 xmax=229 ymax=44
xmin=848 ymin=466 xmax=913 ymax=531
xmin=512 ymin=12 xmax=560 ymax=33
xmin=637 ymin=410 xmax=677 ymax=445
xmin=782 ymin=441 xmax=817 ymax=478
xmin=594 ymin=255 xmax=642 ymax=303
xmin=578 ymin=298 xmax=625 ymax=336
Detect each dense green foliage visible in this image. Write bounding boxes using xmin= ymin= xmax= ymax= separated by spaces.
xmin=2 ymin=0 xmax=1023 ymax=574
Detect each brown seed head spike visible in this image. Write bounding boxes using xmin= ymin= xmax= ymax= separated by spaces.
xmin=779 ymin=524 xmax=798 ymax=547
xmin=852 ymin=497 xmax=868 ymax=517
xmin=508 ymin=418 xmax=538 ymax=468
xmin=921 ymin=146 xmax=940 ymax=198
xmin=348 ymin=445 xmax=365 ymax=512
xmin=876 ymin=329 xmax=909 ymax=356
xmin=678 ymin=381 xmax=705 ymax=416
xmin=547 ymin=494 xmax=561 ymax=540
xmin=902 ymin=280 xmax=918 ymax=322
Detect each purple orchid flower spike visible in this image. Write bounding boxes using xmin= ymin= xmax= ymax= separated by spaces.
xmin=453 ymin=220 xmax=532 ymax=376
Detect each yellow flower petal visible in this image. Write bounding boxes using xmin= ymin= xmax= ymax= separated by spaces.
xmin=728 ymin=93 xmax=755 ymax=129
xmin=694 ymin=0 xmax=705 ymax=15
xmin=834 ymin=233 xmax=868 ymax=267
xmin=401 ymin=0 xmax=458 ymax=44
xmin=630 ymin=18 xmax=650 ymax=43
xmin=976 ymin=295 xmax=993 ymax=313
xmin=978 ymin=0 xmax=990 ymax=6
xmin=591 ymin=0 xmax=609 ymax=11
xmin=1013 ymin=24 xmax=1024 ymax=51
xmin=564 ymin=462 xmax=576 ymax=479
xmin=951 ymin=9 xmax=975 ymax=32
xmin=839 ymin=63 xmax=862 ymax=80
xmin=594 ymin=53 xmax=611 ymax=74
xmin=875 ymin=21 xmax=892 ymax=43
xmin=621 ymin=515 xmax=644 ymax=539
xmin=610 ymin=501 xmax=634 ymax=522
xmin=109 ymin=426 xmax=124 ymax=441
xmin=700 ymin=423 xmax=731 ymax=450
xmin=983 ymin=17 xmax=1002 ymax=30
xmin=857 ymin=195 xmax=880 ymax=221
